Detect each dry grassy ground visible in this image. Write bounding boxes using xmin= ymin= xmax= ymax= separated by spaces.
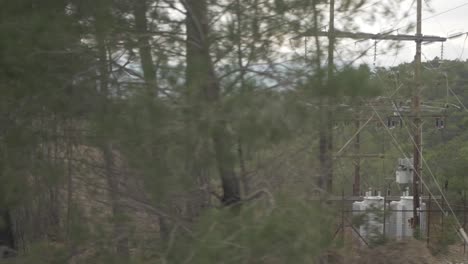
xmin=337 ymin=241 xmax=468 ymax=264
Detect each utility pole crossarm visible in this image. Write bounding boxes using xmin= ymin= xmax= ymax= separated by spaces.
xmin=302 ymin=30 xmax=446 ymax=42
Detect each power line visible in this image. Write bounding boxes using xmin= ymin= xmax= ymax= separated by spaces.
xmin=420 ymin=52 xmax=468 ymax=111
xmin=359 ymin=39 xmax=465 ymax=233
xmin=346 ymin=1 xmax=468 ymax=66
xmin=319 ymin=1 xmax=383 ymax=30
xmin=386 ymin=1 xmax=468 ymax=35
xmin=300 ymin=1 xmax=468 ymax=67
xmin=367 ymin=54 xmax=467 ymax=232
xmin=368 ymin=103 xmax=464 ymax=234
xmin=327 ymin=0 xmax=468 ymax=239
xmin=390 ymin=102 xmax=464 ymax=232
xmin=293 ymin=0 xmax=386 ymax=59
xmin=424 ymin=1 xmax=468 ymax=22
xmin=423 ymin=0 xmax=447 ymax=36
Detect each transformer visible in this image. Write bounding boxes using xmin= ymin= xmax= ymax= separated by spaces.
xmin=396 ymin=158 xmax=413 ymax=184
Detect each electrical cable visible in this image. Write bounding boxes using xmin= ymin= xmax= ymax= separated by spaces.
xmin=421 ymin=52 xmax=468 ymax=111
xmin=348 ymin=1 xmax=468 ymax=67
xmin=458 ymin=34 xmax=468 ymax=60
xmin=322 ymin=0 xmax=468 ymax=240
xmin=373 ymin=103 xmax=466 ymax=242
xmin=368 ymin=65 xmax=465 ymax=232
xmin=335 ymin=113 xmax=375 ymax=157
xmin=319 ymin=1 xmax=383 ymax=31
xmin=360 ymin=50 xmax=467 ymax=233
xmin=368 ymin=103 xmax=441 ymax=210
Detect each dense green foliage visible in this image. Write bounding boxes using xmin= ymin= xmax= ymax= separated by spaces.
xmin=1 ymin=0 xmax=467 ymax=263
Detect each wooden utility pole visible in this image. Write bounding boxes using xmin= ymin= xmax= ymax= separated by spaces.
xmin=326 ymin=0 xmax=335 ymax=193
xmin=412 ymin=0 xmax=423 ymax=230
xmin=317 ymin=0 xmax=335 ymax=194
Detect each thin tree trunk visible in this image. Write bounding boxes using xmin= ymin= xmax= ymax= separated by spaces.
xmin=185 ymin=0 xmax=241 ymax=206
xmin=134 ymin=0 xmax=173 ymax=245
xmin=312 ymin=3 xmax=329 ymax=262
xmin=311 ymin=0 xmax=328 ymax=191
xmin=66 ymin=132 xmax=74 ymax=250
xmin=134 ymin=0 xmax=158 ymax=98
xmin=95 ymin=13 xmax=129 ymax=258
xmin=236 ymin=0 xmax=245 ymax=88
xmin=102 ymin=146 xmax=129 ymax=258
xmin=235 ymin=0 xmax=249 ymax=196
xmin=237 ymin=137 xmax=248 ymax=195
xmin=0 ymin=74 xmax=17 ymax=257
xmin=0 ymin=210 xmax=15 ymax=251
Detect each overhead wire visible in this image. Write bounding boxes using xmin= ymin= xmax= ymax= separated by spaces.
xmin=368 ymin=103 xmax=444 ymax=212
xmin=423 ymin=0 xmax=446 ymax=34
xmin=367 ymin=53 xmax=466 ymax=233
xmin=350 ymin=11 xmax=463 ymax=226
xmin=295 ymin=0 xmax=415 ymax=66
xmin=335 ymin=113 xmax=376 ymax=157
xmin=385 ymin=1 xmax=468 ymax=35
xmin=319 ymin=1 xmax=383 ymax=31
xmin=349 ymin=0 xmax=468 ymax=67
xmin=344 ymin=0 xmax=417 ymax=67
xmin=374 ymin=110 xmax=465 ymax=244
xmin=421 ymin=52 xmax=468 ymax=112
xmin=292 ymin=2 xmax=411 ymax=178
xmin=458 ymin=34 xmax=468 ymax=59
xmin=423 ymin=2 xmax=468 ymax=23
xmin=329 ymin=1 xmax=468 ymax=237
xmin=390 ymin=99 xmax=462 ymax=227
xmin=296 ymin=0 xmax=468 ymax=66
xmin=368 ymin=103 xmax=465 ymax=234
xmin=294 ymin=0 xmax=468 ymax=205
xmin=292 ymin=0 xmax=385 ymax=61
xmin=305 ymin=0 xmax=468 ymax=68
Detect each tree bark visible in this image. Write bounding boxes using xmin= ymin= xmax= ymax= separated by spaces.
xmin=311 ymin=0 xmax=329 ymax=192
xmin=102 ymin=146 xmax=129 ymax=258
xmin=185 ymin=0 xmax=241 ymax=206
xmin=134 ymin=0 xmax=158 ymax=98
xmin=134 ymin=0 xmax=174 ymax=245
xmin=0 ymin=210 xmax=15 ymax=251
xmin=95 ymin=12 xmax=130 ymax=258
xmin=235 ymin=0 xmax=249 ymax=196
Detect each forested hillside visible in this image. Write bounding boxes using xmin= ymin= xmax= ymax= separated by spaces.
xmin=1 ymin=0 xmax=468 ymax=263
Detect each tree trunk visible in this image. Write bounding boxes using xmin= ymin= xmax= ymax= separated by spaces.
xmin=185 ymin=0 xmax=241 ymax=206
xmin=0 ymin=210 xmax=15 ymax=250
xmin=95 ymin=13 xmax=129 ymax=258
xmin=134 ymin=0 xmax=174 ymax=245
xmin=134 ymin=0 xmax=158 ymax=97
xmin=102 ymin=146 xmax=129 ymax=258
xmin=311 ymin=0 xmax=329 ymax=192
xmin=235 ymin=0 xmax=249 ymax=196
